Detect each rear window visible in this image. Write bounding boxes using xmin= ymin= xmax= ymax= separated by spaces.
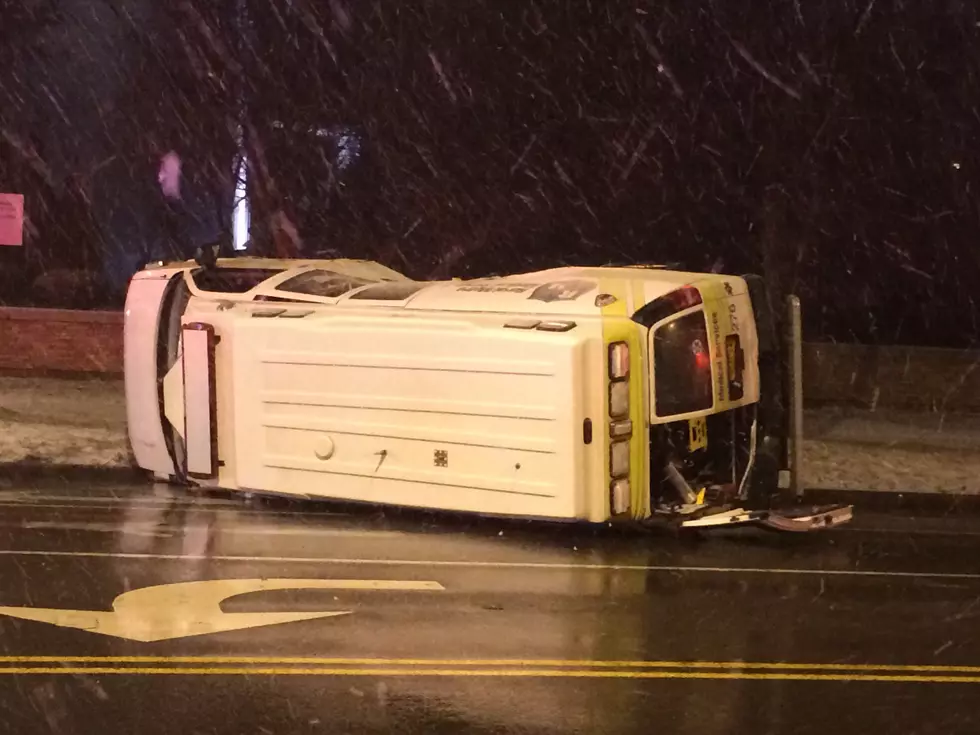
xmin=653 ymin=310 xmax=714 ymax=417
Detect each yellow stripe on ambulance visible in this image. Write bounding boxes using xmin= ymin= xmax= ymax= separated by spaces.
xmin=598 ymin=279 xmax=647 ymax=520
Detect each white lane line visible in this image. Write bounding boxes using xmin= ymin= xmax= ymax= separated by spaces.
xmin=0 ymin=491 xmax=338 ymax=508
xmin=0 ymin=548 xmax=977 ymax=580
xmin=842 ymin=525 xmax=980 ymax=537
xmin=15 ymin=517 xmax=980 ymax=544
xmin=0 ymin=496 xmax=241 ymax=507
xmin=9 ymin=496 xmax=980 ymax=535
xmin=0 ymin=501 xmax=345 ymax=519
xmin=11 ymin=499 xmax=980 ymax=539
xmin=16 ymin=520 xmax=401 ymax=539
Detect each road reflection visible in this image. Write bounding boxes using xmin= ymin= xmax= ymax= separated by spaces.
xmin=116 ymin=483 xmax=219 ymax=584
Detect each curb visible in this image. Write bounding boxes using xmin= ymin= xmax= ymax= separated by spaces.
xmin=803 ymin=487 xmax=980 ymax=516
xmin=2 ymin=462 xmax=980 ymax=518
xmin=0 ymin=462 xmax=144 ymax=485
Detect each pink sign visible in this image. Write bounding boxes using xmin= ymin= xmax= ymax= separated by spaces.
xmin=0 ymin=193 xmax=24 ymax=246
xmin=158 ymin=152 xmax=182 ymax=200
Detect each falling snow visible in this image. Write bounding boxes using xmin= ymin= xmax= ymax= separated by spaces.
xmin=0 ymin=0 xmax=976 ymax=346
xmin=1 ymin=8 xmax=980 ymax=730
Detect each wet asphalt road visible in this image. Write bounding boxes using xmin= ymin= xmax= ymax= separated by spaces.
xmin=0 ymin=481 xmax=979 ymax=733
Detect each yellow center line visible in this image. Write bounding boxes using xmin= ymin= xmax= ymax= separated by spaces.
xmin=0 ymin=667 xmax=978 ymax=683
xmin=1 ymin=656 xmax=980 ymax=675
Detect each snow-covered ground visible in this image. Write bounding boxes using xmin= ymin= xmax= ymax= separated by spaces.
xmin=804 ymin=406 xmax=980 ymax=493
xmin=1 ymin=376 xmax=979 ymax=493
xmin=0 ymin=375 xmax=130 ymax=469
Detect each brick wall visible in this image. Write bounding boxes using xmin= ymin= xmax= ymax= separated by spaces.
xmin=1 ymin=307 xmax=979 ymax=412
xmin=0 ymin=308 xmax=124 ymax=375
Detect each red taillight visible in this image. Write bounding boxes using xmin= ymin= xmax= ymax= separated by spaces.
xmin=672 ymin=285 xmax=703 ymax=310
xmin=632 ymin=286 xmax=704 ymax=328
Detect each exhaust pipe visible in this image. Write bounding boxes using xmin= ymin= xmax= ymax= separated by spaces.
xmin=665 ymin=462 xmax=699 ymax=505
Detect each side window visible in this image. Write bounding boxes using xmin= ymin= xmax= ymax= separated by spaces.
xmin=349 ymin=282 xmax=426 ymax=300
xmin=190 ymin=268 xmax=282 ymax=293
xmin=653 ymin=310 xmax=714 ymax=417
xmin=276 ymin=269 xmax=375 ymax=298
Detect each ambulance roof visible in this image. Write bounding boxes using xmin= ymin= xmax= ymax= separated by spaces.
xmin=390 ymin=266 xmax=710 ymax=316
xmin=166 ymin=257 xmax=738 ymax=316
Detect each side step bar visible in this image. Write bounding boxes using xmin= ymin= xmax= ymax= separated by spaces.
xmin=676 ymin=504 xmax=854 ymax=532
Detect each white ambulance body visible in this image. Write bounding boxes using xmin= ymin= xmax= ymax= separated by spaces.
xmin=124 ymin=257 xmax=851 ymax=531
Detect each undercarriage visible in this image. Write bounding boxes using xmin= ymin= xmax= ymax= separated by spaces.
xmin=646 ymin=284 xmax=853 ymax=534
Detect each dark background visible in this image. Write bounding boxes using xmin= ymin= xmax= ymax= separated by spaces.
xmin=1 ymin=0 xmax=978 ymax=347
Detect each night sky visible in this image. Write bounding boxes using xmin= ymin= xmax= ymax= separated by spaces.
xmin=1 ymin=0 xmax=979 ymax=348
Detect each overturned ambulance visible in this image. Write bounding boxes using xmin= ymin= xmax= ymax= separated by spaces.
xmin=123 ymin=256 xmax=852 ymax=532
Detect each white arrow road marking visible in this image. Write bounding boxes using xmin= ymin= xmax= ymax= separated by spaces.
xmin=0 ymin=578 xmax=445 ymax=642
